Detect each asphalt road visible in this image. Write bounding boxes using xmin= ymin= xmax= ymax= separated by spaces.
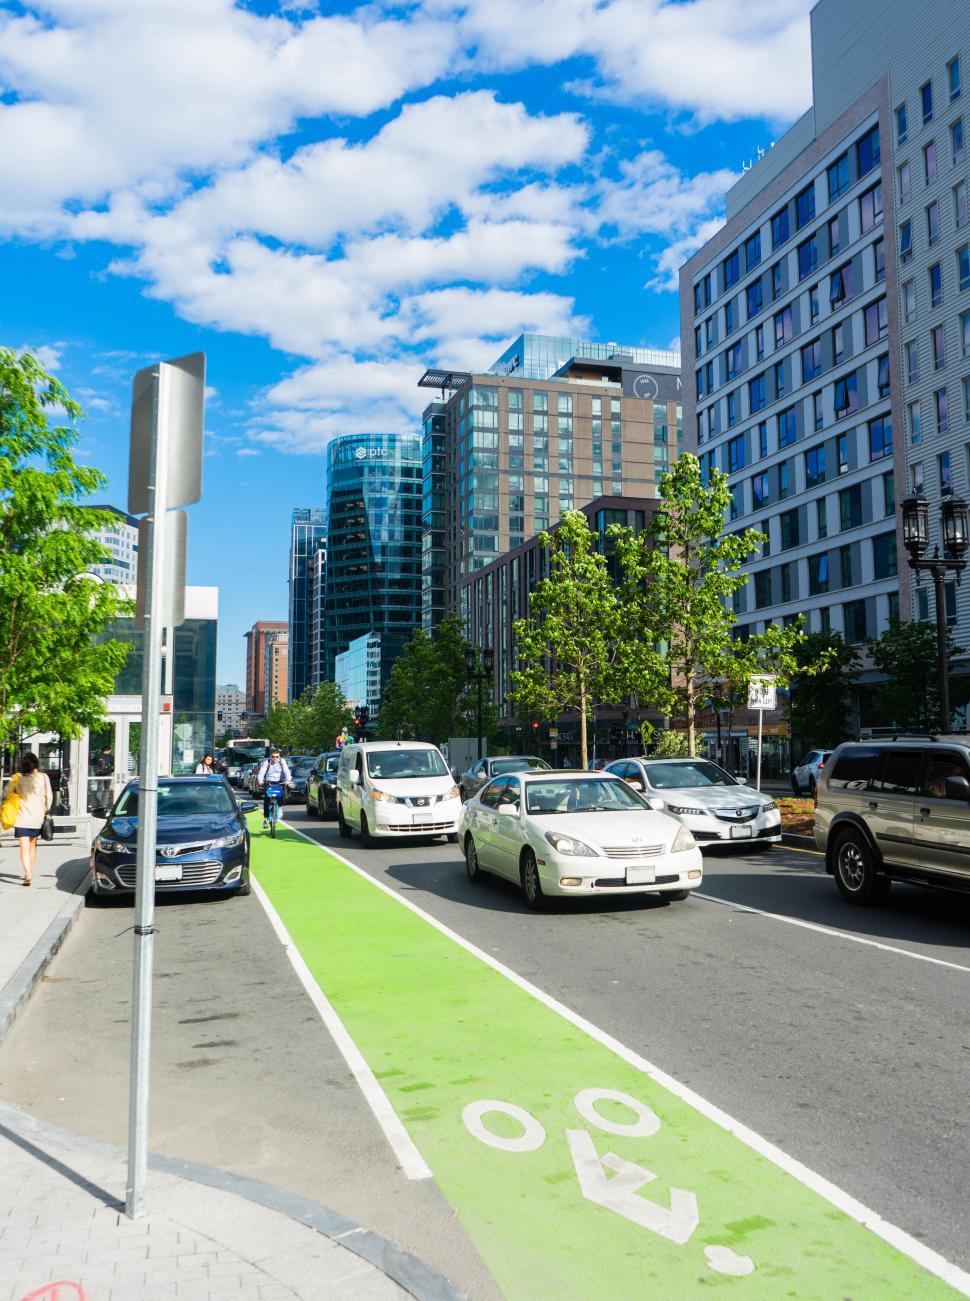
xmin=289 ymin=810 xmax=970 ymax=1276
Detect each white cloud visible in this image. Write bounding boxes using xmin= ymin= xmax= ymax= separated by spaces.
xmin=645 ymin=216 xmax=727 ymax=292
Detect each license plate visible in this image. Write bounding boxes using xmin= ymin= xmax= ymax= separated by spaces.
xmin=730 ymin=825 xmax=753 ymax=839
xmin=155 ymin=864 xmax=183 ymax=881
xmin=413 ymin=811 xmax=433 ymax=825
xmin=626 ymin=866 xmax=656 ymax=885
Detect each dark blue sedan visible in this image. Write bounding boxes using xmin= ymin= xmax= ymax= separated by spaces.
xmin=90 ymin=776 xmax=257 ymax=899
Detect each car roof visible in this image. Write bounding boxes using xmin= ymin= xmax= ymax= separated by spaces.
xmin=343 ymin=741 xmax=440 ymax=752
xmin=124 ymin=775 xmax=231 ymax=787
xmin=836 ymin=736 xmax=970 ymax=749
xmin=513 ymin=770 xmax=622 ymax=782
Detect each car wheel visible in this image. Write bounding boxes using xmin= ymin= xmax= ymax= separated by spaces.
xmin=360 ymin=813 xmax=374 ymax=847
xmin=520 ymin=850 xmax=546 ymax=911
xmin=305 ymin=798 xmax=313 ymax=818
xmin=749 ymin=841 xmax=773 ymax=853
xmin=465 ymin=837 xmax=486 ymax=883
xmin=833 ymin=830 xmax=890 ymax=905
xmin=808 ymin=777 xmax=817 ymax=799
xmin=446 ymin=832 xmax=459 ymax=843
xmin=337 ymin=806 xmax=353 ymax=838
xmin=666 ymin=889 xmax=690 ymax=901
xmin=317 ymin=794 xmax=327 ymax=819
xmin=236 ymin=875 xmax=252 ymax=897
xmin=791 ymin=777 xmax=800 ymax=795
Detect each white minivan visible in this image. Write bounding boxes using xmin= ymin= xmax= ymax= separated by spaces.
xmin=336 ymin=741 xmax=462 ymax=845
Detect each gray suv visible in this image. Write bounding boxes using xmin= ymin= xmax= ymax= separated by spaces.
xmin=815 ymin=737 xmax=970 ymax=904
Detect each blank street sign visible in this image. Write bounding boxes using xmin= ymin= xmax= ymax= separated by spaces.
xmin=128 ymin=352 xmax=205 ymax=516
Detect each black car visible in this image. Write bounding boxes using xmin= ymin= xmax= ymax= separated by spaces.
xmin=305 ymin=751 xmax=342 ymax=819
xmin=459 ymin=755 xmax=551 ymax=801
xmin=90 ymin=776 xmax=258 ymax=899
xmin=286 ymin=760 xmax=316 ymax=804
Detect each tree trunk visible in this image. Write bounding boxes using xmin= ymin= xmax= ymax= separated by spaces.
xmin=685 ymin=675 xmax=696 ymax=756
xmin=579 ymin=673 xmax=588 ymax=771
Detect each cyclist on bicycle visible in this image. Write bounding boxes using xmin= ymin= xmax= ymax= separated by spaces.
xmin=256 ymin=748 xmax=291 ymax=828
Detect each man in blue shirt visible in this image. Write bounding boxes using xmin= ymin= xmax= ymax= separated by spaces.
xmin=256 ymin=748 xmax=291 ymax=828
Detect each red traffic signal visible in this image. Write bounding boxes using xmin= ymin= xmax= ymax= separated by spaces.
xmin=532 ymin=722 xmax=539 ymax=731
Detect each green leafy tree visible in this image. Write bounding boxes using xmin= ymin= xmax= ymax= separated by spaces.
xmin=868 ymin=619 xmax=967 ymax=731
xmin=512 ymin=510 xmax=630 ymax=770
xmin=217 ymin=728 xmax=234 ymax=748
xmin=0 ymin=349 xmax=130 ymax=750
xmin=651 ymin=730 xmax=689 ymax=758
xmin=787 ymin=630 xmax=861 ymax=751
xmin=260 ymin=701 xmax=288 ymax=748
xmin=284 ymin=682 xmax=353 ymax=754
xmin=612 ymin=454 xmax=803 ymax=754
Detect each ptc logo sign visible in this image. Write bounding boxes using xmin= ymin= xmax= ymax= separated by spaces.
xmin=353 ymin=445 xmax=388 ymax=460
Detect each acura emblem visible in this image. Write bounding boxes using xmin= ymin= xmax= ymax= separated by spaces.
xmin=632 ymin=836 xmax=644 ymax=845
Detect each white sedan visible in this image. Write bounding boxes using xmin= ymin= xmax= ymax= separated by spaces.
xmin=457 ymin=772 xmax=703 ymax=910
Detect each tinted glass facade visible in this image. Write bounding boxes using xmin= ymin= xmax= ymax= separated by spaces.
xmin=287 ymin=507 xmax=326 ymax=702
xmin=324 ymin=433 xmax=422 ymax=691
xmin=489 ymin=333 xmax=679 ymax=381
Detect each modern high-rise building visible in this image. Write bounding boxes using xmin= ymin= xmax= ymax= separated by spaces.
xmin=244 ymin=620 xmax=288 ymax=717
xmin=264 ymin=629 xmax=289 ymax=714
xmin=335 ymin=631 xmax=382 ymax=716
xmin=287 ymin=507 xmax=326 ymax=702
xmin=681 ymin=0 xmax=970 ymax=676
xmin=306 ymin=541 xmax=328 ymax=690
xmin=418 ymin=337 xmax=682 ymax=629
xmin=87 ymin=505 xmax=139 ymax=584
xmin=323 ymin=433 xmax=422 ymax=690
xmin=215 ymin=684 xmax=246 ymax=737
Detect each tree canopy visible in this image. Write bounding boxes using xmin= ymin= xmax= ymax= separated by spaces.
xmin=259 ymin=682 xmax=353 ymax=754
xmin=868 ymin=619 xmax=969 ymax=731
xmin=787 ymin=630 xmax=861 ymax=751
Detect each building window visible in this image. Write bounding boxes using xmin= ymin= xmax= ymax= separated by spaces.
xmin=746 ymin=279 xmax=764 ymax=318
xmin=883 ymin=470 xmax=895 ymax=517
xmin=761 ymin=518 xmax=771 ymax=555
xmin=864 ymin=297 xmax=889 ymax=345
xmin=774 ymin=359 xmax=786 ymax=399
xmin=844 ymin=600 xmax=870 ymax=645
xmin=897 ymin=162 xmax=911 ymax=205
xmin=957 ymin=182 xmax=969 ymax=229
xmin=771 ymin=262 xmax=783 ymax=300
xmin=754 ymin=570 xmax=772 ymax=609
xmin=877 ymin=353 xmax=891 ymax=399
xmin=796 ymin=182 xmax=816 ymax=229
xmin=728 ymin=433 xmax=747 ymax=473
xmin=828 ymin=153 xmax=850 ymax=202
xmin=840 ymin=544 xmax=853 ymax=587
xmin=924 ymin=140 xmax=937 ymax=184
xmin=927 ymin=200 xmax=940 ymax=246
xmin=932 ymin=324 xmax=946 ymax=370
xmin=896 ymin=102 xmax=908 ymax=143
xmin=903 ymin=278 xmax=916 ymax=321
xmin=557 ymin=392 xmax=573 ymax=414
xmin=961 ymin=310 xmax=970 ymax=355
xmin=873 ymin=237 xmax=886 ymax=282
xmin=758 ymin=421 xmax=768 ymax=459
xmin=774 ymin=305 xmax=793 ymax=347
xmin=899 ymin=220 xmax=913 ymax=260
xmin=868 ymin=414 xmax=893 ymax=462
xmin=856 ymin=124 xmax=880 ymax=177
xmin=802 ymin=339 xmax=822 ymax=381
xmin=921 ymin=79 xmax=934 ymax=123
xmin=771 ymin=207 xmax=790 ymax=248
xmin=725 ymin=297 xmax=737 ymax=333
xmin=755 ymin=323 xmax=765 ymax=361
xmin=839 ymin=484 xmax=863 ymax=530
xmin=949 ymin=56 xmax=962 ymax=101
xmin=727 ymin=390 xmax=739 ymax=426
xmin=798 ymin=235 xmax=818 ymax=279
xmin=829 ymin=263 xmax=853 ymax=305
xmin=780 ymin=562 xmax=794 ymax=603
xmin=752 ymin=471 xmax=769 ymax=508
xmin=723 ymin=248 xmax=740 ymax=289
xmin=929 ymin=262 xmax=943 ymax=308
xmin=779 ymin=461 xmax=791 ymax=499
xmin=813 ymin=390 xmax=824 ymax=431
xmin=808 ymin=553 xmax=830 ymax=595
xmin=777 ymin=406 xmax=797 ymax=447
xmin=817 ymin=496 xmax=829 ymax=538
xmin=832 ymin=322 xmax=845 ymax=364
xmin=837 ymin=432 xmax=849 ymax=473
xmin=940 ymin=449 xmax=953 ymax=494
xmin=909 ymin=399 xmax=922 ymax=444
xmin=872 ymin=532 xmax=897 ymax=580
xmin=532 ymin=391 xmax=548 ymax=412
xmin=726 ymin=341 xmax=742 ymax=379
xmin=749 ymin=373 xmax=766 ymax=413
xmin=965 ymin=376 xmax=970 ymax=421
xmin=745 ymin=230 xmax=762 ymax=269
xmin=906 ymin=338 xmax=920 ymax=383
xmin=859 ymin=182 xmax=883 ymax=234
xmin=936 ymin=386 xmax=949 ymax=433
xmin=958 ymin=243 xmax=970 ymax=291
xmin=809 ymin=283 xmax=820 ymax=323
xmin=952 ymin=118 xmax=966 ymax=163
xmin=805 ymin=444 xmax=826 ymax=487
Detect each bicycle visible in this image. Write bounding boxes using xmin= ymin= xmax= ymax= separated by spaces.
xmin=264 ymin=783 xmax=285 ymax=838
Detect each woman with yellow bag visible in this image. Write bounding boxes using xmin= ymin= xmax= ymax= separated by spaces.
xmin=2 ymin=753 xmax=52 ymax=886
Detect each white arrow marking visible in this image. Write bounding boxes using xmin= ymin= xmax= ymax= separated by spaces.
xmin=566 ymin=1129 xmax=699 ymax=1245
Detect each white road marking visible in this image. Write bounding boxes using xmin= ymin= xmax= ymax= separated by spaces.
xmin=695 ymin=891 xmax=970 ymax=975
xmin=281 ymin=821 xmax=970 ymax=1296
xmin=462 ymin=1100 xmax=546 ymax=1153
xmin=250 ymin=874 xmax=432 ymax=1181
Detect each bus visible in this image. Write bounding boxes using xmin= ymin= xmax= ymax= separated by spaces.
xmin=225 ymin=738 xmax=270 ymax=784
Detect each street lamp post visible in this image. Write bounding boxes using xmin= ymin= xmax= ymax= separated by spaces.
xmin=465 ymin=646 xmax=494 ymax=761
xmin=901 ymin=493 xmax=969 ymax=730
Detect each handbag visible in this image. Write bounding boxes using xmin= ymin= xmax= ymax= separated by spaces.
xmin=1 ymin=775 xmax=20 ymax=832
xmin=40 ymin=814 xmax=54 ymax=842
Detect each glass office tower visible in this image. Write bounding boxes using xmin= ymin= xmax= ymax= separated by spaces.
xmin=287 ymin=507 xmax=326 ymax=702
xmin=323 ymin=433 xmax=422 ymax=691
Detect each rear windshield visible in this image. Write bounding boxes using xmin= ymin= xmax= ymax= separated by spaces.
xmin=365 ymin=749 xmax=449 ymax=779
xmin=645 ymin=761 xmax=736 ymax=790
xmin=828 ymin=746 xmax=882 ymax=790
xmin=115 ymin=782 xmax=236 ymax=818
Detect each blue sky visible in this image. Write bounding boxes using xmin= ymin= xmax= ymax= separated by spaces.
xmin=0 ymin=0 xmax=815 ymax=685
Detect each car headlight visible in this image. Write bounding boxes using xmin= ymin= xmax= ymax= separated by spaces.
xmin=666 ymin=804 xmax=706 ymax=816
xmin=371 ymin=788 xmax=400 ymax=803
xmin=96 ymin=837 xmax=128 ymax=854
xmin=671 ymin=825 xmax=696 ymax=853
xmin=545 ymin=831 xmax=596 ymax=856
xmin=444 ymin=785 xmax=461 ymax=801
xmin=762 ymin=801 xmax=777 ymax=813
xmin=212 ymin=829 xmax=245 ymax=849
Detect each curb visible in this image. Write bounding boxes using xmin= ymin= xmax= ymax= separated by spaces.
xmin=0 ymin=869 xmax=89 ymax=1044
xmin=0 ymin=1098 xmax=466 ymax=1301
xmin=781 ymin=832 xmax=818 ymax=850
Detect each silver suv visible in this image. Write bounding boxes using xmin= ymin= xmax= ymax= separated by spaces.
xmin=815 ymin=737 xmax=970 ymax=904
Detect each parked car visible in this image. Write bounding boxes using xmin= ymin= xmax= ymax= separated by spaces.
xmin=604 ymin=757 xmax=781 ymax=849
xmin=336 ymin=741 xmax=461 ymax=844
xmin=791 ymin=749 xmax=832 ymax=796
xmin=458 ymin=771 xmax=702 ymax=910
xmin=306 ymin=751 xmax=342 ymax=819
xmin=90 ymin=776 xmax=258 ymax=899
xmin=459 ymin=755 xmax=550 ymax=801
xmin=815 ymin=736 xmax=970 ymax=905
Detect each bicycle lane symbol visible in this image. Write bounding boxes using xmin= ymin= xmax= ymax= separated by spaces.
xmin=462 ymin=1088 xmax=755 ymax=1277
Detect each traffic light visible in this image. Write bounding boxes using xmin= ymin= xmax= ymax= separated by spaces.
xmin=532 ymin=721 xmax=539 ymax=732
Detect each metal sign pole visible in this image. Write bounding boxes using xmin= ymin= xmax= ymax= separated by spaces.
xmin=755 ymin=708 xmax=764 ymax=793
xmin=125 ymin=363 xmax=171 ymax=1219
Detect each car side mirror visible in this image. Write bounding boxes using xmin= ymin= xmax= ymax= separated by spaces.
xmin=646 ymin=797 xmax=664 ymax=811
xmin=451 ymin=766 xmax=460 ymax=780
xmin=498 ymin=803 xmax=519 ymax=816
xmin=349 ymin=770 xmax=360 ymax=784
xmin=944 ymin=774 xmax=970 ymax=801
xmin=627 ymin=778 xmax=645 ymax=790
xmin=90 ymin=805 xmax=110 ymax=819
xmin=240 ymin=801 xmax=258 ymax=813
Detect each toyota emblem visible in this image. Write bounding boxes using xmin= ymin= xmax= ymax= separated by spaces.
xmin=161 ymin=846 xmax=179 ymax=858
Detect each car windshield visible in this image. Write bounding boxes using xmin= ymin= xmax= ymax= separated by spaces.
xmin=115 ymin=782 xmax=236 ymax=818
xmin=365 ymin=749 xmax=449 ymax=779
xmin=325 ymin=756 xmax=340 ymax=773
xmin=525 ymin=778 xmax=647 ymax=815
xmin=492 ymin=757 xmax=551 ymax=775
xmin=291 ymin=763 xmax=314 ymax=777
xmin=645 ymin=761 xmax=737 ymax=790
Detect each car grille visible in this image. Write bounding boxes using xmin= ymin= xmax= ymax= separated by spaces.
xmin=601 ymin=844 xmax=664 ymax=858
xmin=593 ymin=874 xmax=680 ymax=888
xmin=156 ymin=839 xmax=216 ymax=855
xmin=711 ymin=806 xmax=760 ymax=824
xmin=384 ymin=821 xmax=453 ymax=833
xmin=116 ymin=861 xmax=225 ymax=887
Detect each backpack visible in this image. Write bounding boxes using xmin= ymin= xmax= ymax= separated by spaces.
xmin=1 ymin=774 xmax=21 ymax=831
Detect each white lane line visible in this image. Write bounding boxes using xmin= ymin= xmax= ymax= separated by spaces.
xmin=695 ymin=891 xmax=970 ymax=975
xmin=250 ymin=873 xmax=432 ymax=1181
xmin=279 ymin=822 xmax=970 ymax=1297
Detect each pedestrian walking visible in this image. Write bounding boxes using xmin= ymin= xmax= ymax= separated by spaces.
xmin=4 ymin=753 xmax=53 ymax=887
xmin=195 ymin=753 xmax=216 ymax=775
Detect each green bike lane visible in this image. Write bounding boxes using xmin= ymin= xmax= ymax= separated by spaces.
xmin=249 ymin=820 xmax=968 ymax=1300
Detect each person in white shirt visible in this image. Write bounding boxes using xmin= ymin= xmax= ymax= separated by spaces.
xmin=256 ymin=749 xmax=291 ymax=827
xmin=195 ymin=754 xmax=215 ymax=776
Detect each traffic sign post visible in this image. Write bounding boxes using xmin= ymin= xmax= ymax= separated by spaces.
xmin=747 ymin=676 xmax=777 ymax=793
xmin=125 ymin=353 xmax=205 ymax=1220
